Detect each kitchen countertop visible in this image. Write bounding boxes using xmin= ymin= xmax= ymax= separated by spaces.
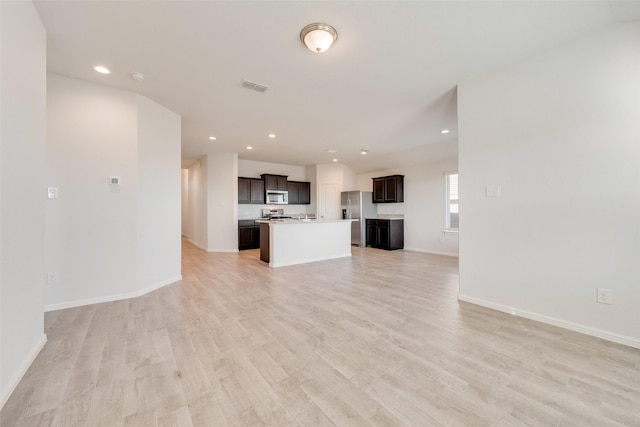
xmin=257 ymin=219 xmax=358 ymax=224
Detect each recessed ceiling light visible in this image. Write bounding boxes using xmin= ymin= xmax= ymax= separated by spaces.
xmin=360 ymin=149 xmax=368 ymax=155
xmin=130 ymin=71 xmax=145 ymax=82
xmin=209 ymin=136 xmax=216 ymax=140
xmin=94 ymin=66 xmax=110 ymax=74
xmin=326 ymin=149 xmax=337 ymax=154
xmin=332 ymin=158 xmax=338 ymax=162
xmin=246 ymin=146 xmax=253 ymax=150
xmin=441 ymin=129 xmax=450 ymax=134
xmin=268 ymin=134 xmax=276 ymax=138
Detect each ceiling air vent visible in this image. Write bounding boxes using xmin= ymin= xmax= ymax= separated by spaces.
xmin=241 ymin=79 xmax=269 ymax=93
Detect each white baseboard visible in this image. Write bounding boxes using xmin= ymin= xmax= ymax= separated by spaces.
xmin=404 ymin=247 xmax=459 ymax=257
xmin=0 ymin=333 xmax=47 ymax=410
xmin=458 ymin=294 xmax=640 ymax=350
xmin=187 ymin=239 xmax=208 ymax=251
xmin=44 ymin=275 xmax=182 ymax=312
xmin=270 ymin=253 xmax=351 ymax=268
xmin=138 ymin=275 xmax=182 ymax=296
xmin=186 ymin=239 xmax=238 ymax=253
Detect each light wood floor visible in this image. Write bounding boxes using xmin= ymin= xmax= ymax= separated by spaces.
xmin=2 ymin=241 xmax=639 ymax=426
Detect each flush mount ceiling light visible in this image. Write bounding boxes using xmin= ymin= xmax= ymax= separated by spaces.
xmin=246 ymin=146 xmax=253 ymax=150
xmin=360 ymin=149 xmax=368 ymax=155
xmin=441 ymin=129 xmax=450 ymax=134
xmin=268 ymin=134 xmax=276 ymax=138
xmin=209 ymin=136 xmax=216 ymax=140
xmin=300 ymin=23 xmax=338 ymax=53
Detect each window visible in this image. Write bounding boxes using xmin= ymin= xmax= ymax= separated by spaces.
xmin=445 ymin=172 xmax=459 ymax=231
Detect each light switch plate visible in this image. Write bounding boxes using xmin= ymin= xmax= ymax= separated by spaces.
xmin=47 ymin=187 xmax=58 ymax=199
xmin=486 ymin=185 xmax=501 ymax=197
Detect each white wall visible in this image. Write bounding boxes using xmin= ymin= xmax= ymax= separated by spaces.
xmin=46 ymin=74 xmax=181 ymax=310
xmin=136 ymin=96 xmax=182 ymax=293
xmin=238 ymin=159 xmax=307 ymax=181
xmin=458 ymin=22 xmax=640 ymax=348
xmin=341 ymin=164 xmax=357 ymax=192
xmin=356 ymin=147 xmax=459 ymax=256
xmin=316 ymin=163 xmax=354 ymax=192
xmin=186 ymin=160 xmax=207 ymax=249
xmin=0 ymin=0 xmax=47 ymax=408
xmin=46 ymin=74 xmax=138 ymax=307
xmin=207 ymin=153 xmax=238 ymax=252
xmin=181 ymin=169 xmax=189 ymax=236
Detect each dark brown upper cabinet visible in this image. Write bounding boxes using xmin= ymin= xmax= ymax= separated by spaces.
xmin=287 ymin=181 xmax=311 ymax=205
xmin=261 ymin=174 xmax=288 ymax=191
xmin=238 ymin=177 xmax=265 ymax=204
xmin=372 ymin=175 xmax=404 ymax=203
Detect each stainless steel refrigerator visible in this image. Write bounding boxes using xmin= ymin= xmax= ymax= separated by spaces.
xmin=341 ymin=191 xmax=377 ymax=247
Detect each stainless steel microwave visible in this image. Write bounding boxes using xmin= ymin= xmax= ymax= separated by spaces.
xmin=266 ymin=190 xmax=288 ymax=205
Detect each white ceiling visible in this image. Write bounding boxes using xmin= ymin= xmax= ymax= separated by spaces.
xmin=34 ymin=1 xmax=638 ymax=173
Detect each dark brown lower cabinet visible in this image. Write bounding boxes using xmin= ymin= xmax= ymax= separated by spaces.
xmin=366 ymin=219 xmax=404 ymax=250
xmin=238 ymin=220 xmax=260 ymax=250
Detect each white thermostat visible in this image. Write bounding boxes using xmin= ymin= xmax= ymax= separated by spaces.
xmin=110 ymin=176 xmax=121 ymax=185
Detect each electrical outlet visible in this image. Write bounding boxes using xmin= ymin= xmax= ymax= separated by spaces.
xmin=47 ymin=272 xmax=59 ymax=284
xmin=596 ymin=288 xmax=612 ymax=305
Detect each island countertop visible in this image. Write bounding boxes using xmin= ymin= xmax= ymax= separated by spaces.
xmin=256 ymin=218 xmax=358 ymax=225
xmin=366 ymin=216 xmax=404 ymax=221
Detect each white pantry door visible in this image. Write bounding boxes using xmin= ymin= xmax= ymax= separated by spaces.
xmin=318 ymin=183 xmax=340 ymax=219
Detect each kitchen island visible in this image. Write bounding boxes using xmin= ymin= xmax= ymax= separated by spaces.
xmin=259 ymin=219 xmax=355 ymax=267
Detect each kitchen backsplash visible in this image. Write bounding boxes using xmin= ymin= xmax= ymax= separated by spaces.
xmin=238 ymin=206 xmax=313 ymax=219
xmin=376 ymin=214 xmax=404 ymax=219
xmin=376 ymin=202 xmax=406 ymax=217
